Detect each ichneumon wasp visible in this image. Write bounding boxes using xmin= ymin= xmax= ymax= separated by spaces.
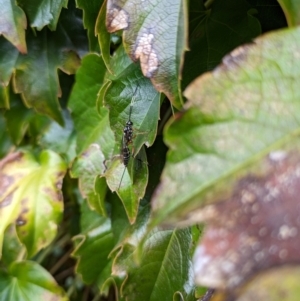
xmin=118 ymin=85 xmax=140 ymax=190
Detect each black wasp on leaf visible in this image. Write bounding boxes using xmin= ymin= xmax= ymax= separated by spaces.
xmin=118 ymin=85 xmax=139 ymax=190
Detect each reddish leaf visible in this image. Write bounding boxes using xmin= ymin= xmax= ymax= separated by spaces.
xmin=193 ymin=150 xmax=300 ymax=289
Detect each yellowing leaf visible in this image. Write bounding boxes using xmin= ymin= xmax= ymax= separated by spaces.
xmin=0 ymin=150 xmax=66 ymax=258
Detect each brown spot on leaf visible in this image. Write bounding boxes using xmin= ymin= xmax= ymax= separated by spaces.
xmin=16 ymin=198 xmax=29 ymax=227
xmin=0 ymin=152 xmax=24 ymax=194
xmin=43 ymin=187 xmax=63 ymax=202
xmin=0 ymin=152 xmax=24 ymax=168
xmin=106 ymin=4 xmax=129 ymax=32
xmin=16 ymin=218 xmax=26 ymax=226
xmin=194 ymin=150 xmax=300 ymax=290
xmin=134 ymin=32 xmax=159 ymax=77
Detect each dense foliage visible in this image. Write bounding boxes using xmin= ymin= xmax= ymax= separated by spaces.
xmin=1 ymin=0 xmax=300 ymax=301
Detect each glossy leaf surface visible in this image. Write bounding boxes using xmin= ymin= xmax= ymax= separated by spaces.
xmin=121 ymin=228 xmax=194 ymax=301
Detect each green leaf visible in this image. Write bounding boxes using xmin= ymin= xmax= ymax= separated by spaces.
xmin=101 ymin=52 xmax=160 ymax=156
xmin=109 ymin=198 xmax=194 ymax=300
xmin=0 ymin=114 xmax=13 ymax=158
xmin=68 ymin=53 xmax=112 ymax=155
xmin=71 ymin=143 xmax=106 ymax=198
xmin=89 ymin=176 xmax=108 ymax=216
xmin=183 ymin=0 xmax=261 ymax=88
xmin=106 ymin=0 xmax=188 ymax=108
xmin=0 ymin=0 xmax=27 ymax=53
xmin=17 ymin=0 xmax=68 ymax=31
xmin=104 ymin=146 xmax=148 ymax=224
xmin=72 ymin=201 xmax=114 ymax=284
xmin=0 ymin=37 xmax=19 ymax=85
xmin=151 ymin=26 xmax=300 ymax=226
xmin=76 ymin=0 xmax=104 ymax=51
xmin=0 ymin=85 xmax=9 ymax=109
xmin=39 ymin=110 xmax=76 ymax=163
xmin=0 ymin=150 xmax=66 ymax=258
xmin=0 ymin=261 xmax=67 ymax=301
xmin=120 ymin=228 xmax=194 ymax=301
xmin=278 ymin=0 xmax=300 ymax=27
xmin=69 ymin=53 xmax=113 ymax=215
xmin=0 ymin=4 xmax=86 ymax=124
xmin=4 ymin=92 xmax=33 ymax=144
xmin=0 ymin=225 xmax=25 ymax=267
xmin=14 ymin=28 xmax=81 ymax=125
xmin=97 ymin=46 xmax=160 ymax=223
xmin=95 ymin=0 xmax=112 ymax=73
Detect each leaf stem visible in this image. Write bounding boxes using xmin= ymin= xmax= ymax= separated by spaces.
xmin=35 ymin=233 xmax=71 ymax=264
xmin=158 ymin=106 xmax=173 ymax=135
xmin=49 ymin=247 xmax=73 ymax=275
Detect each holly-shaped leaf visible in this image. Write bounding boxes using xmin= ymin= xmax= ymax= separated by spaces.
xmin=151 ymin=26 xmax=300 ymax=227
xmin=17 ymin=0 xmax=68 ymax=31
xmin=0 ymin=150 xmax=66 ymax=258
xmin=0 ymin=261 xmax=67 ymax=301
xmin=106 ymin=0 xmax=187 ymax=108
xmin=0 ymin=0 xmax=27 ymax=53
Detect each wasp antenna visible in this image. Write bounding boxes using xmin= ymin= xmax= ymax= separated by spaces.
xmin=130 ymin=85 xmax=139 ymax=104
xmin=118 ymin=165 xmax=127 ymax=190
xmin=128 ymin=103 xmax=133 ymax=120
